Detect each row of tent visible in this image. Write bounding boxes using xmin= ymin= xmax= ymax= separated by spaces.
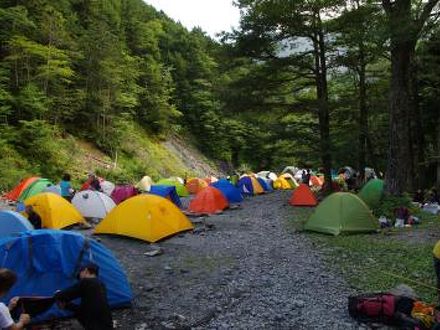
xmin=289 ymin=179 xmax=385 ymax=235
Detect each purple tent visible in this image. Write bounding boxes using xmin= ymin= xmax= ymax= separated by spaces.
xmin=111 ymin=185 xmax=138 ymax=204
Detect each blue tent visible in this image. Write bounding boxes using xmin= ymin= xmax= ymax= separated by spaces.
xmin=211 ymin=179 xmax=243 ymax=204
xmin=237 ymin=176 xmax=254 ymax=196
xmin=0 ymin=230 xmax=132 ymax=323
xmin=0 ymin=211 xmax=33 ymax=238
xmin=148 ymin=185 xmax=182 ymax=208
xmin=257 ymin=177 xmax=273 ymax=192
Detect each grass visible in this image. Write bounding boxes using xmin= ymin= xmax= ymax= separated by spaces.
xmin=286 ymin=207 xmax=440 ymax=303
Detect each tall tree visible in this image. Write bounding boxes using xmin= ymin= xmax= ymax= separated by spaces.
xmin=382 ymin=0 xmax=440 ymax=194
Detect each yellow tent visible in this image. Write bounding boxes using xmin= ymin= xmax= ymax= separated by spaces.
xmin=94 ymin=194 xmax=194 ymax=243
xmin=273 ymin=177 xmax=292 ymax=190
xmin=279 ymin=173 xmax=299 ymax=188
xmin=136 ymin=176 xmax=154 ymax=192
xmin=24 ymin=193 xmax=85 ymax=229
xmin=249 ymin=176 xmax=264 ymax=194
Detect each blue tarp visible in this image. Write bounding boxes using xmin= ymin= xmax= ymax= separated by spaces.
xmin=0 ymin=230 xmax=132 ymax=323
xmin=0 ymin=211 xmax=33 ymax=238
xmin=149 ymin=185 xmax=182 ymax=208
xmin=237 ymin=177 xmax=254 ymax=196
xmin=211 ymin=179 xmax=243 ymax=204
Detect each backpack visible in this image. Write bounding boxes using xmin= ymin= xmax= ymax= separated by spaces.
xmin=348 ymin=293 xmax=397 ymax=324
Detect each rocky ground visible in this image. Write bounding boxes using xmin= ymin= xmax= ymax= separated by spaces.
xmin=2 ymin=190 xmax=360 ymax=329
xmin=95 ymin=190 xmax=357 ymax=329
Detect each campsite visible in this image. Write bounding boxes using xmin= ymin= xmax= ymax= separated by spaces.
xmin=1 ymin=0 xmax=440 ymax=328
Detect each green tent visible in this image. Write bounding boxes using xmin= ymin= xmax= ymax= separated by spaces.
xmin=304 ymin=192 xmax=378 ymax=236
xmin=358 ymin=179 xmax=384 ymax=208
xmin=18 ymin=178 xmax=54 ymax=202
xmin=156 ymin=178 xmax=189 ymax=197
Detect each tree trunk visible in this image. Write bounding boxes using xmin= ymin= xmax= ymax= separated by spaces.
xmin=437 ymin=116 xmax=440 ymax=189
xmin=385 ymin=41 xmax=414 ymax=195
xmin=358 ymin=57 xmax=368 ymax=180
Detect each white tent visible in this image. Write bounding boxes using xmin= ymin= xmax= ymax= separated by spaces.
xmin=72 ymin=190 xmax=116 ymax=219
xmin=43 ymin=185 xmax=61 ymax=195
xmin=100 ymin=180 xmax=115 ymax=196
xmin=136 ymin=176 xmax=154 ymax=192
xmin=256 ymin=171 xmax=278 ymax=181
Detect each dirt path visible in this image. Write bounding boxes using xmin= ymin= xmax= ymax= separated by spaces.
xmin=98 ymin=191 xmax=357 ymax=329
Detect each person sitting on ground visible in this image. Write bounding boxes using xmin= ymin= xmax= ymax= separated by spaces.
xmin=88 ymin=173 xmax=102 ymax=192
xmin=430 ymin=188 xmax=440 ymax=204
xmin=394 ymin=205 xmax=410 ymax=227
xmin=54 ymin=263 xmax=113 ymax=330
xmin=24 ymin=205 xmax=41 ymax=229
xmin=0 ymin=269 xmax=31 ymax=330
xmin=60 ymin=173 xmax=74 ymax=202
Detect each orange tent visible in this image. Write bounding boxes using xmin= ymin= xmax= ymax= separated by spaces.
xmin=310 ymin=175 xmax=323 ymax=187
xmin=289 ymin=184 xmax=318 ymax=207
xmin=188 ymin=186 xmax=229 ymax=215
xmin=3 ymin=177 xmax=39 ymax=201
xmin=186 ymin=178 xmax=208 ymax=194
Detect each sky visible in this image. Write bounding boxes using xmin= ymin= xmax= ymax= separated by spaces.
xmin=144 ymin=0 xmax=241 ymax=38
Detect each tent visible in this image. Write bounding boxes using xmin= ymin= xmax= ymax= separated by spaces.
xmin=186 ymin=178 xmax=208 ymax=194
xmin=257 ymin=177 xmax=273 ymax=192
xmin=111 ymin=185 xmax=138 ymax=204
xmin=43 ymin=185 xmax=61 ymax=195
xmin=18 ymin=178 xmax=54 ymax=202
xmin=24 ymin=193 xmax=85 ymax=229
xmin=358 ymin=179 xmax=384 ymax=208
xmin=0 ymin=230 xmax=132 ymax=323
xmin=95 ymin=195 xmax=193 ymax=243
xmin=149 ymin=185 xmax=182 ymax=208
xmin=211 ymin=179 xmax=243 ymax=204
xmin=0 ymin=211 xmax=33 ymax=238
xmin=72 ymin=190 xmax=116 ymax=219
xmin=304 ymin=192 xmax=378 ymax=235
xmin=188 ymin=186 xmax=229 ymax=215
xmin=273 ymin=177 xmax=292 ymax=190
xmin=237 ymin=176 xmax=264 ymax=196
xmin=100 ymin=180 xmax=115 ymax=196
xmin=169 ymin=176 xmax=184 ymax=184
xmin=3 ymin=177 xmax=39 ymax=201
xmin=282 ymin=166 xmax=299 ymax=176
xmin=156 ymin=179 xmax=189 ymax=197
xmin=257 ymin=171 xmax=278 ymax=181
xmin=289 ymin=184 xmax=317 ymax=207
xmin=279 ymin=173 xmax=299 ymax=188
xmin=204 ymin=176 xmax=219 ymax=184
xmin=135 ymin=176 xmax=154 ymax=192
xmin=310 ymin=175 xmax=323 ymax=187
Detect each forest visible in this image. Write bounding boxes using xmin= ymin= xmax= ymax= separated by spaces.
xmin=0 ymin=0 xmax=439 ymax=195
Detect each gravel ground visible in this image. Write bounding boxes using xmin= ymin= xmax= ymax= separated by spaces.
xmin=2 ymin=191 xmax=359 ymax=329
xmin=103 ymin=190 xmax=357 ymax=329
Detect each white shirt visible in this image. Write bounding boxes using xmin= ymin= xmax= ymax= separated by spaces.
xmin=0 ymin=302 xmax=13 ymax=329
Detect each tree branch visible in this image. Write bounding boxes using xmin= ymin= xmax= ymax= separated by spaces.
xmin=382 ymin=0 xmax=392 ymax=14
xmin=416 ymin=0 xmax=440 ymax=34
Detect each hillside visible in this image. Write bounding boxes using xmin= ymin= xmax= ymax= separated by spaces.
xmin=0 ymin=121 xmax=221 ymax=191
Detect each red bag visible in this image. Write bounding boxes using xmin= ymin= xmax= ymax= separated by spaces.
xmin=348 ymin=293 xmax=396 ymax=324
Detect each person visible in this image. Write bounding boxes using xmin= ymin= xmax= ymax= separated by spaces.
xmin=25 ymin=205 xmax=41 ymax=229
xmin=413 ymin=189 xmax=424 ymax=204
xmin=301 ymin=170 xmax=307 ymax=184
xmin=54 ymin=263 xmax=113 ymax=330
xmin=60 ymin=173 xmax=74 ymax=202
xmin=88 ymin=173 xmax=102 ymax=192
xmin=0 ymin=269 xmax=31 ymax=330
xmin=394 ymin=205 xmax=410 ymax=227
xmin=430 ymin=188 xmax=440 ymax=204
xmin=304 ymin=169 xmax=311 ymax=186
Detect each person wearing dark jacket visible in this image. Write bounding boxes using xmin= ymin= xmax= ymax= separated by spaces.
xmin=54 ymin=263 xmax=113 ymax=330
xmin=25 ymin=205 xmax=42 ymax=229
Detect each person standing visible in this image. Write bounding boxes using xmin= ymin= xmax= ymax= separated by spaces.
xmin=60 ymin=173 xmax=74 ymax=202
xmin=55 ymin=263 xmax=113 ymax=330
xmin=0 ymin=269 xmax=31 ymax=330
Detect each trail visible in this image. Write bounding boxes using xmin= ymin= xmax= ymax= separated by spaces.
xmin=101 ymin=190 xmax=357 ymax=329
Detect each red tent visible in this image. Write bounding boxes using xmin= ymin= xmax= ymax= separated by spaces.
xmin=289 ymin=184 xmax=318 ymax=207
xmin=3 ymin=177 xmax=39 ymax=201
xmin=188 ymin=186 xmax=228 ymax=215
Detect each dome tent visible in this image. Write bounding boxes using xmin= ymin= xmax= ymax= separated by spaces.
xmin=95 ymin=194 xmax=193 ymax=243
xmin=24 ymin=193 xmax=85 ymax=229
xmin=304 ymin=192 xmax=378 ymax=236
xmin=18 ymin=178 xmax=54 ymax=202
xmin=4 ymin=177 xmax=39 ymax=201
xmin=72 ymin=190 xmax=116 ymax=219
xmin=135 ymin=176 xmax=154 ymax=192
xmin=289 ymin=184 xmax=318 ymax=207
xmin=188 ymin=186 xmax=229 ymax=215
xmin=0 ymin=211 xmax=34 ymax=238
xmin=148 ymin=185 xmax=182 ymax=208
xmin=358 ymin=179 xmax=384 ymax=209
xmin=0 ymin=230 xmax=132 ymax=323
xmin=211 ymin=179 xmax=243 ymax=204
